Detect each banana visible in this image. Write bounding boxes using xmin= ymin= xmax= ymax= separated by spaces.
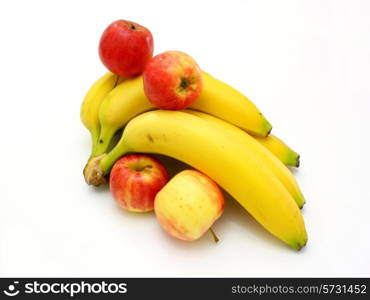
xmin=254 ymin=135 xmax=300 ymax=168
xmin=185 ymin=110 xmax=305 ymax=208
xmin=84 ymin=110 xmax=307 ymax=250
xmin=191 ymin=71 xmax=272 ymax=136
xmin=94 ymin=71 xmax=272 ymax=156
xmin=95 ymin=75 xmax=155 ymax=156
xmin=80 ymin=72 xmax=121 ymax=156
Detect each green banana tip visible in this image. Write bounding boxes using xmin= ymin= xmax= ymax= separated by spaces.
xmin=265 ymin=123 xmax=273 ymax=137
xmin=287 ymin=152 xmax=300 ymax=168
xmin=291 ymin=237 xmax=308 ymax=251
xmin=295 ymin=154 xmax=300 ymax=168
xmin=260 ymin=115 xmax=272 ymax=137
xmin=266 ymin=126 xmax=272 ymax=137
xmin=297 ymin=238 xmax=308 ymax=251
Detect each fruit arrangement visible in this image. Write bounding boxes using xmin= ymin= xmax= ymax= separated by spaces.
xmin=81 ymin=19 xmax=307 ymax=250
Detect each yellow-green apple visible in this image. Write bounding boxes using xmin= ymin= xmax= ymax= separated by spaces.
xmin=99 ymin=20 xmax=154 ymax=77
xmin=110 ymin=154 xmax=169 ymax=212
xmin=154 ymin=170 xmax=224 ymax=241
xmin=143 ymin=51 xmax=203 ymax=110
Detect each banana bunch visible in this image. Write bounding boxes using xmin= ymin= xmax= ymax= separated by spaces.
xmin=81 ymin=72 xmax=307 ymax=250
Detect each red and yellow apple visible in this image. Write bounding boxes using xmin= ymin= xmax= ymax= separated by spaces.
xmin=109 ymin=154 xmax=169 ymax=212
xmin=143 ymin=50 xmax=203 ymax=110
xmin=154 ymin=170 xmax=224 ymax=241
xmin=99 ymin=20 xmax=154 ymax=77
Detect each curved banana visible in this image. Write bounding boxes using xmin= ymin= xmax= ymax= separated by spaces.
xmin=254 ymin=135 xmax=300 ymax=167
xmin=95 ymin=75 xmax=154 ymax=156
xmin=94 ymin=71 xmax=272 ymax=156
xmin=84 ymin=111 xmax=307 ymax=250
xmin=185 ymin=110 xmax=305 ymax=208
xmin=192 ymin=71 xmax=272 ymax=136
xmin=80 ymin=72 xmax=121 ymax=156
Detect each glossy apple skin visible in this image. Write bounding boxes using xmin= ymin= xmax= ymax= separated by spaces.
xmin=143 ymin=51 xmax=203 ymax=110
xmin=154 ymin=170 xmax=224 ymax=241
xmin=110 ymin=154 xmax=169 ymax=212
xmin=99 ymin=20 xmax=154 ymax=77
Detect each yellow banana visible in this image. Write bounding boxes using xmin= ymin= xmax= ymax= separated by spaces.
xmin=254 ymin=135 xmax=300 ymax=168
xmin=185 ymin=110 xmax=305 ymax=208
xmin=80 ymin=72 xmax=121 ymax=156
xmin=84 ymin=110 xmax=307 ymax=250
xmin=95 ymin=75 xmax=154 ymax=156
xmin=94 ymin=71 xmax=272 ymax=156
xmin=158 ymin=115 xmax=299 ymax=168
xmin=191 ymin=71 xmax=272 ymax=136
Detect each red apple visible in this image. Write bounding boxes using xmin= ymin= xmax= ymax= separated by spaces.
xmin=143 ymin=51 xmax=203 ymax=110
xmin=99 ymin=20 xmax=154 ymax=77
xmin=109 ymin=154 xmax=169 ymax=212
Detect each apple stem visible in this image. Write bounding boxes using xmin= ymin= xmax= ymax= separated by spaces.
xmin=209 ymin=227 xmax=219 ymax=243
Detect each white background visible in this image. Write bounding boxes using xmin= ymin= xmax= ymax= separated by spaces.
xmin=0 ymin=0 xmax=369 ymax=277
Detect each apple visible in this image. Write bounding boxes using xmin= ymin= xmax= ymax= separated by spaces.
xmin=99 ymin=20 xmax=154 ymax=77
xmin=154 ymin=170 xmax=224 ymax=241
xmin=143 ymin=51 xmax=203 ymax=110
xmin=110 ymin=154 xmax=169 ymax=212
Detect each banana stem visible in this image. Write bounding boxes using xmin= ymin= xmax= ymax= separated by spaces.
xmin=209 ymin=227 xmax=219 ymax=243
xmin=100 ymin=139 xmax=131 ymax=174
xmin=93 ymin=126 xmax=116 ymax=157
xmin=90 ymin=130 xmax=100 ymax=158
